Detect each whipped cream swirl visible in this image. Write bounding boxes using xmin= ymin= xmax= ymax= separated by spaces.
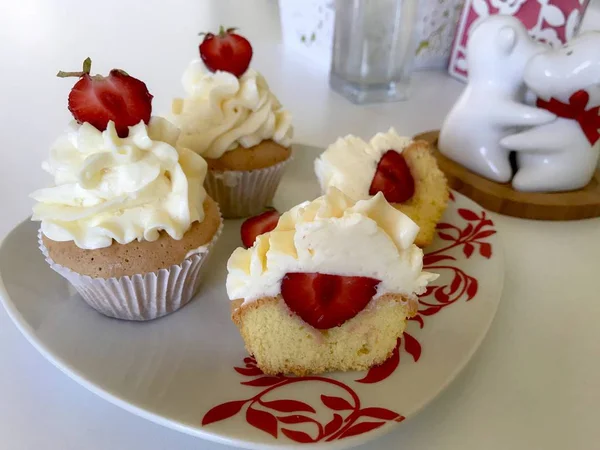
xmin=31 ymin=117 xmax=207 ymax=249
xmin=226 ymin=188 xmax=437 ymax=302
xmin=171 ymin=60 xmax=293 ymax=159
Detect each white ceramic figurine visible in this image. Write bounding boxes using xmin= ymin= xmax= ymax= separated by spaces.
xmin=439 ymin=15 xmax=556 ymax=183
xmin=501 ymin=32 xmax=600 ymax=192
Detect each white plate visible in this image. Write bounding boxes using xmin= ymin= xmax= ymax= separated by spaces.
xmin=0 ymin=145 xmax=504 ymax=450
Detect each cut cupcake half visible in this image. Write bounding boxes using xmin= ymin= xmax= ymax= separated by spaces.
xmin=226 ymin=188 xmax=437 ymax=375
xmin=232 ymin=293 xmax=417 ymax=376
xmin=314 ymin=128 xmax=449 ymax=247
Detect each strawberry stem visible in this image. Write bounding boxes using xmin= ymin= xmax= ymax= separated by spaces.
xmin=82 ymin=57 xmax=91 ymax=74
xmin=57 ymin=57 xmax=92 ymax=78
xmin=199 ymin=26 xmax=237 ymax=39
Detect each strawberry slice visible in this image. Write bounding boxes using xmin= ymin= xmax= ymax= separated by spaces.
xmin=199 ymin=26 xmax=253 ymax=78
xmin=369 ymin=150 xmax=415 ymax=203
xmin=57 ymin=57 xmax=153 ymax=138
xmin=281 ymin=273 xmax=380 ymax=329
xmin=240 ymin=209 xmax=280 ymax=248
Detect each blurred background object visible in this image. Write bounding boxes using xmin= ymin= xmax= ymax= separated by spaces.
xmin=279 ymin=0 xmax=597 ymax=99
xmin=413 ymin=0 xmax=465 ymax=70
xmin=329 ymin=0 xmax=419 ymax=104
xmin=449 ymin=0 xmax=593 ymax=81
xmin=278 ymin=0 xmax=335 ymax=71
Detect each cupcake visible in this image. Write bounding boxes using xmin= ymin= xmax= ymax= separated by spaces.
xmin=227 ymin=188 xmax=437 ymax=376
xmin=314 ymin=128 xmax=449 ymax=247
xmin=30 ymin=59 xmax=222 ymax=321
xmin=171 ymin=27 xmax=293 ymax=218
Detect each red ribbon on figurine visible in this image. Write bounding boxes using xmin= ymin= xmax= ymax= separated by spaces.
xmin=536 ymin=90 xmax=600 ymax=146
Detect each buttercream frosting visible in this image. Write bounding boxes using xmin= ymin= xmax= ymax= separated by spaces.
xmin=226 ymin=188 xmax=437 ymax=302
xmin=31 ymin=117 xmax=207 ymax=250
xmin=171 ymin=60 xmax=293 ymax=159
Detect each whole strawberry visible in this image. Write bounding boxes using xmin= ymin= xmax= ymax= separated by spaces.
xmin=240 ymin=209 xmax=280 ymax=248
xmin=57 ymin=57 xmax=153 ymax=138
xmin=199 ymin=26 xmax=253 ymax=78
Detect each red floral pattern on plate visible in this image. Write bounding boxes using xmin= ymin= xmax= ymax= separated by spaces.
xmin=203 ymin=357 xmax=405 ymax=443
xmin=357 ymin=199 xmax=495 ymax=384
xmin=201 ymin=194 xmax=496 ymax=443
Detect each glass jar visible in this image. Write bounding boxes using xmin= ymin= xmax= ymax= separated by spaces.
xmin=329 ymin=0 xmax=419 ymax=104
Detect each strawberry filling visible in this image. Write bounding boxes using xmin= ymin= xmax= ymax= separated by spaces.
xmin=368 ymin=149 xmax=415 ymax=203
xmin=281 ymin=272 xmax=381 ymax=329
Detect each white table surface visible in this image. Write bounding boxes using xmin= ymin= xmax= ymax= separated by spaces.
xmin=1 ymin=1 xmax=599 ymax=449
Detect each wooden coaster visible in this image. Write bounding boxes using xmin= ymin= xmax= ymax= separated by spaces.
xmin=414 ymin=130 xmax=600 ymax=221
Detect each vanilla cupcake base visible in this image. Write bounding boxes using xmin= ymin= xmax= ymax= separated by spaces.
xmin=204 ymin=157 xmax=291 ymax=218
xmin=392 ymin=140 xmax=449 ymax=248
xmin=231 ymin=293 xmax=417 ymax=376
xmin=38 ymin=223 xmax=222 ymax=321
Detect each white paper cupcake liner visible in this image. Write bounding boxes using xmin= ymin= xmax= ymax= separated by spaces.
xmin=204 ymin=156 xmax=291 ymax=218
xmin=37 ymin=221 xmax=223 ymax=321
